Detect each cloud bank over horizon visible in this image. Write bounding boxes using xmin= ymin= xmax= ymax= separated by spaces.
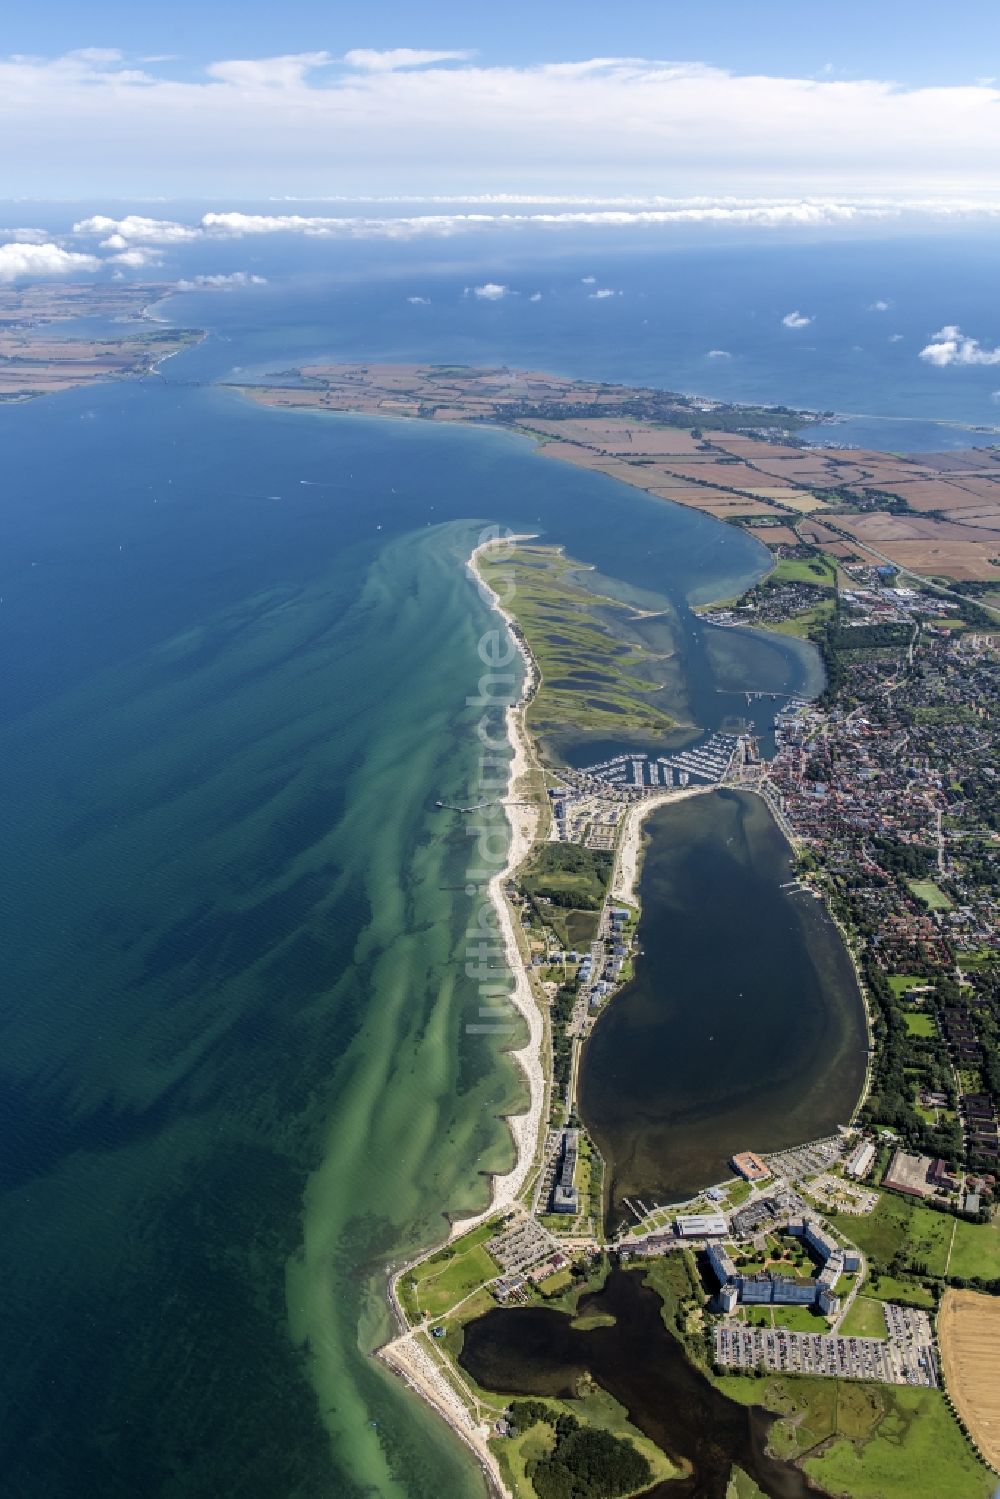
xmin=4 ymin=47 xmax=1000 ymax=198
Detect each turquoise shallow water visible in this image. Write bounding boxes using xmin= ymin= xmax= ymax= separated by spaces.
xmin=0 ymin=371 xmax=820 ymax=1496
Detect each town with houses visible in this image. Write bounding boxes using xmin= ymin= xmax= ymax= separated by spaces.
xmin=392 ymin=528 xmax=1000 ymax=1496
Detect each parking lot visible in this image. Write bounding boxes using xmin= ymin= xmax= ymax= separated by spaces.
xmin=763 ymin=1137 xmax=845 ymax=1182
xmin=715 ymin=1305 xmax=937 ymax=1387
xmin=488 ymin=1215 xmax=558 ymax=1275
xmin=805 ymin=1172 xmax=879 ymax=1215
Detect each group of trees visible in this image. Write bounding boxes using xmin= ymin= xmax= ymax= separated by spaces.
xmin=551 ymin=984 xmax=576 ymax=1094
xmin=870 ymin=835 xmax=936 ymax=880
xmin=815 ymin=619 xmax=915 ymax=705
xmin=859 ymin=962 xmax=964 ymax=1163
xmin=509 ymin=1406 xmax=651 ymax=1499
xmin=522 ymin=844 xmax=613 ymax=912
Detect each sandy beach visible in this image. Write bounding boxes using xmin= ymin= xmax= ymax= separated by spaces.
xmin=378 ymin=535 xmax=547 ymax=1499
xmin=379 ymin=1331 xmax=508 ymax=1498
xmin=611 ymin=784 xmax=713 ymax=907
xmin=448 ymin=534 xmax=547 ymax=1236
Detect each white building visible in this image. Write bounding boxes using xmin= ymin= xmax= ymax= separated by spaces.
xmin=845 ymin=1139 xmax=876 ymax=1180
xmin=676 ymin=1212 xmax=728 ymax=1239
xmin=719 ymin=1282 xmax=739 ymax=1313
xmin=707 ymin=1241 xmax=737 ymax=1285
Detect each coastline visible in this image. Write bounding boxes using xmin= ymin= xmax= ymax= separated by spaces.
xmin=377 ymin=533 xmax=548 ymax=1499
xmin=378 ymin=536 xmax=872 ymax=1496
xmin=449 ymin=533 xmax=548 ymax=1236
xmin=611 ymin=785 xmax=715 ymax=908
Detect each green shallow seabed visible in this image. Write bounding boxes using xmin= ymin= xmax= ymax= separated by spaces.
xmin=0 ymin=379 xmax=827 ymax=1498
xmin=0 ymin=520 xmax=522 ymax=1498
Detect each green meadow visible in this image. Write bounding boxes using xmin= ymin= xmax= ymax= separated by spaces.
xmin=715 ymin=1375 xmax=993 ymax=1499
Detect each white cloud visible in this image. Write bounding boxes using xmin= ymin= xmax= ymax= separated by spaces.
xmin=581 ymin=275 xmax=597 ymax=283
xmin=342 ymin=49 xmax=473 ymax=73
xmin=918 ymin=324 xmax=1000 ymax=366
xmin=868 ymin=298 xmax=891 ymax=311
xmin=206 ymin=53 xmax=332 ymax=89
xmin=109 ymin=247 xmax=164 ymax=267
xmin=707 ymin=348 xmax=732 ymax=358
xmin=889 ymin=332 xmax=904 ymax=342
xmin=529 ymin=292 xmax=543 ymax=301
xmin=174 ymin=271 xmax=267 ymax=289
xmin=588 ymin=287 xmax=618 ymax=298
xmin=1 ymin=226 xmax=48 ymax=244
xmin=74 ymin=214 xmax=200 ymax=245
xmin=0 ymin=241 xmax=101 ymax=282
xmin=782 ymin=310 xmax=812 ymax=328
xmin=53 ymin=200 xmax=1000 ymax=249
xmin=6 ymin=52 xmax=1000 ymax=198
xmin=472 ymin=282 xmax=509 ymax=300
xmin=406 ymin=294 xmax=431 ymax=304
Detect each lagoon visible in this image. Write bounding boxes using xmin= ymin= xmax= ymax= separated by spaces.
xmin=579 ymin=789 xmax=868 ymax=1226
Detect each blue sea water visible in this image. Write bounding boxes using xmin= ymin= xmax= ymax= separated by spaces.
xmin=1 ymin=219 xmax=998 ymax=1497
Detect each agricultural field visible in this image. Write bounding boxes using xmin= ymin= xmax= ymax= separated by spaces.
xmin=716 ymin=1374 xmax=994 ymax=1498
xmin=938 ymin=1289 xmax=1000 ymax=1472
xmin=243 ymin=365 xmax=1000 ymax=582
xmin=770 ymin=555 xmax=837 ymax=587
xmin=477 ymin=543 xmax=677 ymax=747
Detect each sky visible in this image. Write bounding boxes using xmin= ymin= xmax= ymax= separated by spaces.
xmin=3 ymin=1 xmax=1000 ymax=201
xmin=5 ymin=0 xmax=1000 ymax=87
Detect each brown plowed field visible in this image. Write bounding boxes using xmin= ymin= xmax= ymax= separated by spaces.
xmin=938 ymin=1289 xmax=1000 ymax=1472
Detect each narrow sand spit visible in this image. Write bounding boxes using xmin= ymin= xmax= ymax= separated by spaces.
xmin=447 ymin=535 xmax=546 ymax=1235
xmin=378 ymin=536 xmax=544 ymax=1499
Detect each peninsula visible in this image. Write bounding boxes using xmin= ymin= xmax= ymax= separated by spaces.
xmin=228 ymin=358 xmax=1000 ymax=1497
xmin=0 ymin=282 xmax=199 ymax=401
xmin=370 ymin=524 xmax=1000 ymax=1487
xmin=236 ymin=360 xmax=1000 ymax=590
